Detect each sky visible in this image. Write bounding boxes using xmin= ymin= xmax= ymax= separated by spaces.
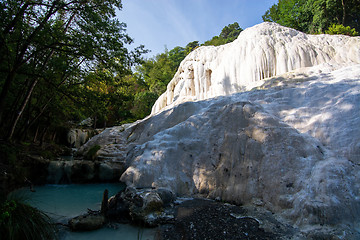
xmin=117 ymin=0 xmax=277 ymax=57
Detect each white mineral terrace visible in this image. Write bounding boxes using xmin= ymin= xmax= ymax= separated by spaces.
xmin=152 ymin=22 xmax=360 ymax=114
xmin=80 ymin=22 xmax=360 ymax=238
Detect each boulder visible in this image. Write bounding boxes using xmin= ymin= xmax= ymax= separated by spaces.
xmin=106 ymin=187 xmax=175 ymax=227
xmin=67 ymin=129 xmax=91 ymax=149
xmin=123 ymin=187 xmax=164 ymax=227
xmin=156 ymin=188 xmax=176 ymax=207
xmin=67 ymin=128 xmax=102 ymax=149
xmin=68 ymin=214 xmax=106 ymax=231
xmin=106 ymin=192 xmax=131 ymax=222
xmin=77 ymin=123 xmax=134 ymax=161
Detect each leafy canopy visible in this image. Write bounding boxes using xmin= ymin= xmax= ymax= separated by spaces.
xmin=204 ymin=22 xmax=243 ymax=46
xmin=262 ymin=0 xmax=360 ymax=34
xmin=0 ymin=0 xmax=147 ymax=140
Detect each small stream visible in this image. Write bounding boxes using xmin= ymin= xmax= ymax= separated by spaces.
xmin=13 ymin=183 xmax=156 ymax=240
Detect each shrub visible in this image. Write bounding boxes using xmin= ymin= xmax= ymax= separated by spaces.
xmin=0 ymin=142 xmax=27 ymax=192
xmin=0 ymin=194 xmax=57 ymax=240
xmin=325 ymin=24 xmax=359 ymax=36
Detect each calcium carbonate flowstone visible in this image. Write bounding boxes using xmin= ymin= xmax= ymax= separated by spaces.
xmin=79 ymin=23 xmax=360 ymax=238
xmin=151 ymin=22 xmax=360 ymax=114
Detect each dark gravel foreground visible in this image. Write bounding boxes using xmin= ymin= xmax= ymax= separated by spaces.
xmin=155 ymin=198 xmax=296 ymax=240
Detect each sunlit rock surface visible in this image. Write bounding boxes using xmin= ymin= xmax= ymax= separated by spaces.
xmin=152 ymin=22 xmax=360 ymax=114
xmin=79 ymin=23 xmax=360 ymax=238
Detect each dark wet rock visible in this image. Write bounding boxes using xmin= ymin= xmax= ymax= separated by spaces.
xmin=69 ymin=161 xmax=95 ymax=182
xmin=106 ymin=192 xmax=131 ymax=223
xmin=106 ymin=187 xmax=175 ymax=227
xmin=98 ymin=162 xmax=124 ymax=181
xmin=68 ymin=214 xmax=106 ymax=231
xmin=46 ymin=160 xmax=126 ymax=184
xmin=156 ymin=188 xmax=176 ymax=207
xmin=127 ymin=190 xmax=164 ymax=227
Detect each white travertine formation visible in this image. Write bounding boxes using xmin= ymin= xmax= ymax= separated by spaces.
xmin=79 ymin=23 xmax=360 ymax=238
xmin=152 ymin=22 xmax=360 ymax=114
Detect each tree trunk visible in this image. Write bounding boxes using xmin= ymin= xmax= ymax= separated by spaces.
xmin=0 ymin=0 xmax=61 ymax=129
xmin=21 ymin=96 xmax=54 ymax=139
xmin=93 ymin=116 xmax=97 ymax=129
xmin=52 ymin=131 xmax=57 ymax=142
xmin=341 ymin=0 xmax=346 ymax=25
xmin=40 ymin=126 xmax=48 ymax=147
xmin=7 ymin=79 xmax=38 ymax=140
xmin=33 ymin=125 xmax=39 ymax=143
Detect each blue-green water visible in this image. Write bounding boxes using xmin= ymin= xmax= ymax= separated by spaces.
xmin=13 ymin=184 xmax=156 ymax=240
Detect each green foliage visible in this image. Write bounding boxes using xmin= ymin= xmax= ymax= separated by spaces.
xmin=0 ymin=142 xmax=27 ymax=188
xmin=168 ymin=46 xmax=187 ymax=68
xmin=85 ymin=145 xmax=101 ymax=160
xmin=203 ymin=36 xmax=227 ymax=46
xmin=185 ymin=41 xmax=200 ymax=53
xmin=0 ymin=195 xmax=57 ymax=240
xmin=325 ymin=23 xmax=359 ymax=36
xmin=0 ymin=0 xmax=147 ymax=141
xmin=136 ymin=52 xmax=176 ymax=105
xmin=39 ymin=150 xmax=55 ymax=159
xmin=0 ymin=142 xmax=17 ymax=166
xmin=204 ymin=22 xmax=243 ymax=46
xmin=131 ymin=91 xmax=159 ymax=119
xmin=220 ymin=22 xmax=243 ymax=41
xmin=263 ymin=0 xmax=360 ymax=34
xmin=262 ymin=0 xmax=312 ymax=32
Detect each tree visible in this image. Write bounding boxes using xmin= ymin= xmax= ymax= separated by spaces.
xmin=204 ymin=22 xmax=243 ymax=46
xmin=185 ymin=41 xmax=200 ymax=54
xmin=203 ymin=36 xmax=227 ymax=46
xmin=262 ymin=0 xmax=312 ymax=33
xmin=0 ymin=0 xmax=147 ymax=141
xmin=131 ymin=91 xmax=158 ymax=119
xmin=220 ymin=22 xmax=243 ymax=41
xmin=137 ymin=53 xmax=174 ymax=96
xmin=262 ymin=0 xmax=360 ymax=34
xmin=168 ymin=46 xmax=187 ymax=70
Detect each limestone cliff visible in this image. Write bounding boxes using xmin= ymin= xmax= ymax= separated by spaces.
xmin=79 ymin=23 xmax=360 ymax=238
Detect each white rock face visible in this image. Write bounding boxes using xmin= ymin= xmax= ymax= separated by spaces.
xmin=80 ymin=23 xmax=360 ymax=238
xmin=152 ymin=22 xmax=360 ymax=114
